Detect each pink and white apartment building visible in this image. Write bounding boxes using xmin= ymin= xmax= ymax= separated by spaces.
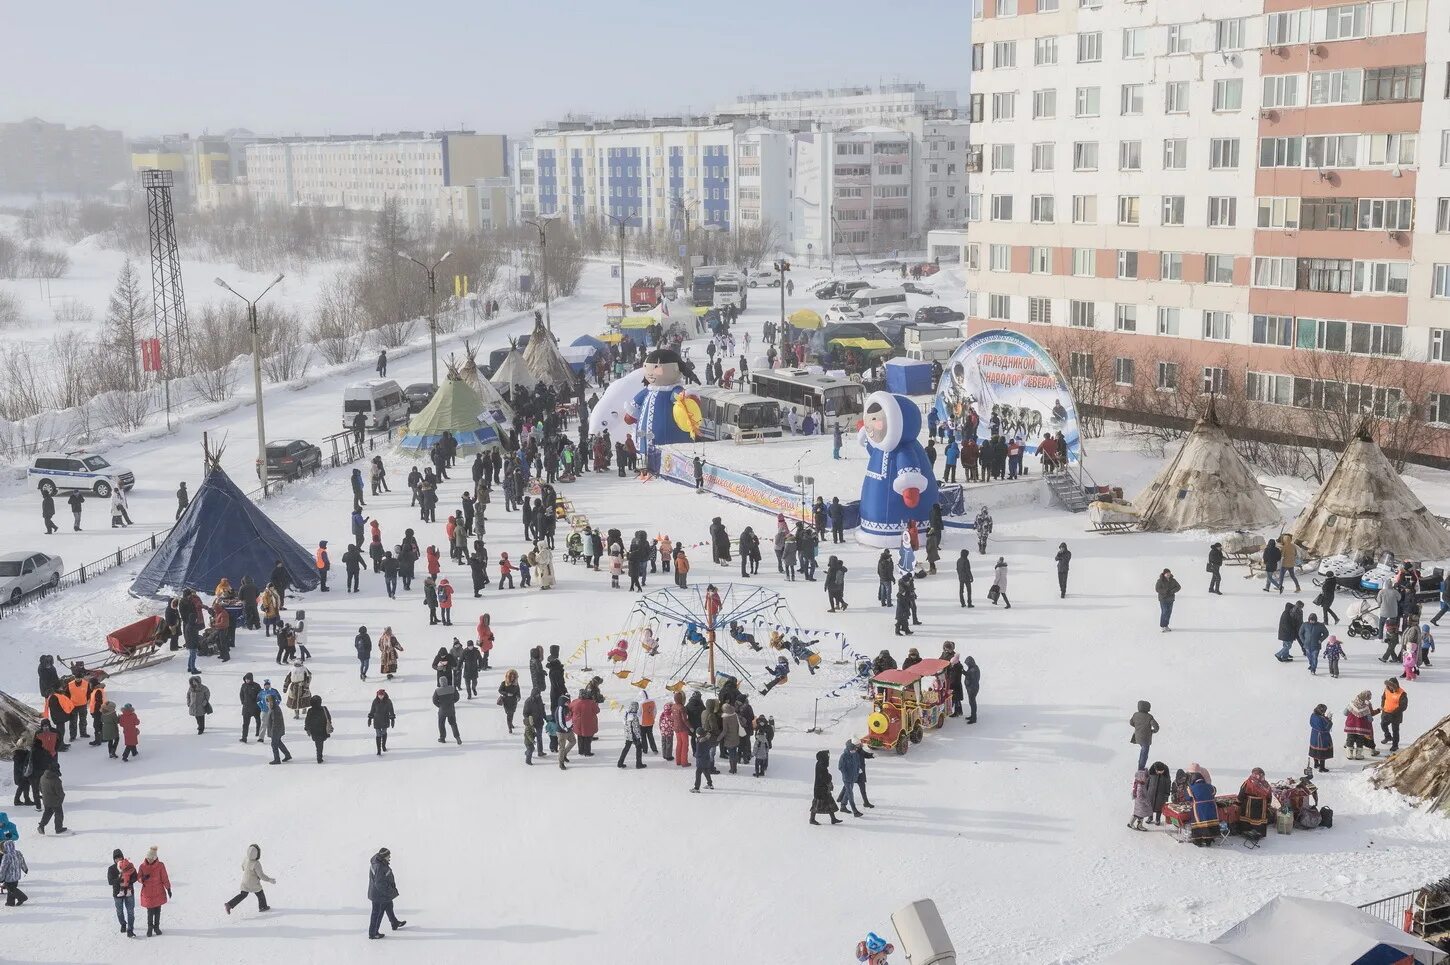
xmin=966 ymin=0 xmax=1450 ymax=455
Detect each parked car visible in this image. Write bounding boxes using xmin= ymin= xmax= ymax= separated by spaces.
xmin=902 ymin=282 xmax=935 ymax=296
xmin=823 ymin=304 xmax=865 ymax=322
xmin=815 ymin=280 xmax=871 ymax=300
xmin=874 ymin=308 xmax=912 ymax=321
xmin=915 ymin=305 xmax=965 ymax=324
xmin=0 ymin=551 xmax=63 ymax=604
xmin=747 ymin=270 xmax=781 ymax=288
xmin=403 ymin=382 xmax=436 ymax=413
xmin=260 ymin=439 xmax=323 ymax=481
xmin=29 ymin=452 xmax=135 ymax=498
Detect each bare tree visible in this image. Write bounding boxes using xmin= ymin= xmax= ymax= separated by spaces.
xmin=309 ymin=273 xmax=366 ymax=365
xmin=1038 ymin=325 xmax=1121 ymax=438
xmin=0 ymin=289 xmax=23 ymax=329
xmin=186 ymin=304 xmax=247 ymax=402
xmin=731 ymin=220 xmax=782 ymax=271
xmin=0 ymin=349 xmax=49 ymax=421
xmin=104 ymin=257 xmax=147 ymax=390
xmin=258 ymin=306 xmax=313 ymax=383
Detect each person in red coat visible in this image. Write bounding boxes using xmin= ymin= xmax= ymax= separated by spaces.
xmin=476 ymin=614 xmax=494 ymax=670
xmin=138 ymin=846 xmax=172 ymax=936
xmin=568 ymin=694 xmax=600 ymax=756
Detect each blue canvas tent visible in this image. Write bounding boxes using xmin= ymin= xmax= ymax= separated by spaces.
xmin=131 ymin=466 xmax=319 ymax=599
xmin=884 ymin=356 xmax=933 ymax=395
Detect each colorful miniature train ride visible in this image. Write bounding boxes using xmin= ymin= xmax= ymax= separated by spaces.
xmin=862 ymin=657 xmax=951 ymax=754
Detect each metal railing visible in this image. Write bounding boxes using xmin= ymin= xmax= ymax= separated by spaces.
xmin=1358 ymin=890 xmax=1416 ymax=928
xmin=0 ymin=429 xmax=387 ymax=621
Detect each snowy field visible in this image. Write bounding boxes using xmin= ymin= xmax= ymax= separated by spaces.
xmin=2 ymin=260 xmax=1449 ymax=964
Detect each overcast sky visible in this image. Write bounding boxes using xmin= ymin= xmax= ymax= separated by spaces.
xmin=5 ymin=0 xmax=967 ymax=137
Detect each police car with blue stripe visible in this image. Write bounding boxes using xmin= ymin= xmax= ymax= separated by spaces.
xmin=29 ymin=452 xmax=136 ymax=498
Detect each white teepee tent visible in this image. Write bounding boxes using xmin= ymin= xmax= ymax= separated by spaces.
xmin=489 ymin=347 xmax=534 ymax=396
xmin=1132 ymin=401 xmax=1281 ymax=533
xmin=521 ymin=314 xmax=575 ymax=389
xmin=1291 ymin=426 xmax=1450 ymax=561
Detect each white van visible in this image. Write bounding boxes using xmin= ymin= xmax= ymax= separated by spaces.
xmin=849 ymin=286 xmax=907 ymax=311
xmin=342 ymin=379 xmax=409 ymax=430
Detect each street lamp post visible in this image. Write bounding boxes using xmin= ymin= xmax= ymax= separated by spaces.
xmin=672 ymin=195 xmax=696 ymax=297
xmin=524 ymin=213 xmax=561 ymax=332
xmin=214 ymin=273 xmax=286 ymax=496
xmin=396 ymin=250 xmax=452 ymax=388
xmin=604 ymin=213 xmax=628 ymax=317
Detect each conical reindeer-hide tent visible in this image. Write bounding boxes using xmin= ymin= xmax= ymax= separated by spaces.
xmin=1291 ymin=426 xmax=1450 ymax=561
xmin=1371 ymin=712 xmax=1450 ymax=813
xmin=1131 ymin=401 xmax=1281 ymax=533
xmin=0 ymin=690 xmax=41 ymax=760
xmin=521 ymin=314 xmax=575 ymax=389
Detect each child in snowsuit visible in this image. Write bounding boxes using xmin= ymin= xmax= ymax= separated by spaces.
xmin=523 ymin=714 xmax=536 ymax=765
xmin=1129 ymin=768 xmax=1152 ymax=830
xmin=1325 ymin=637 xmax=1346 ymax=678
xmin=690 ymin=730 xmax=714 ymax=792
xmin=609 ymin=550 xmax=623 ymax=588
xmin=752 ymin=719 xmax=771 ymax=777
xmin=1421 ymin=625 xmax=1435 ymax=667
xmin=118 ymin=703 xmax=141 ymax=761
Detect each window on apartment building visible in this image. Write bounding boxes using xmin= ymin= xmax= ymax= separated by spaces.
xmin=974 ymin=0 xmax=983 ymax=19
xmin=1164 ymin=82 xmax=1190 ymax=114
xmin=1072 ymin=195 xmax=1098 ymax=224
xmin=993 ymin=92 xmax=1017 ymax=120
xmin=1115 ymin=304 xmax=1139 ymax=332
xmin=1157 ymin=362 xmax=1180 ymax=391
xmin=1429 ymin=393 xmax=1450 ymax=425
xmin=1207 ymin=196 xmax=1237 ymax=227
xmin=1073 ymin=248 xmax=1096 ymax=276
xmin=991 ymin=195 xmax=1015 ymax=221
xmin=1028 ymin=297 xmax=1053 ymax=324
xmin=1246 ymin=372 xmax=1294 ymax=406
xmin=1070 ymin=301 xmax=1097 ymax=329
xmin=1431 ymin=328 xmax=1450 ymax=361
xmin=1435 ymin=265 xmax=1450 ymax=297
xmin=1364 ymin=65 xmax=1424 ymax=103
xmin=1118 ymin=195 xmax=1141 ymax=225
xmin=1032 ymin=195 xmax=1056 ymax=222
xmin=989 ymin=294 xmax=1012 ymax=321
xmin=1073 ymin=141 xmax=1099 ymax=171
xmin=1039 ymin=0 xmax=1060 ymax=10
xmin=1205 ymin=254 xmax=1235 ymax=284
xmin=1437 ymin=199 xmax=1450 ymax=231
xmin=991 ymin=144 xmax=1015 ymax=172
xmin=1121 ymin=84 xmax=1145 ymax=115
xmin=1158 ymin=306 xmax=1182 ymax=335
xmin=1031 ymin=247 xmax=1053 ymax=273
xmin=1122 ymin=27 xmax=1146 ymax=59
xmin=1367 ymin=133 xmax=1417 ymax=166
xmin=1078 ymin=31 xmax=1103 ymax=63
xmin=1032 ymin=143 xmax=1056 ymax=171
xmin=994 ymin=41 xmax=1018 ymax=68
xmin=967 ymin=194 xmax=982 ymax=221
xmin=999 ymin=0 xmax=1018 ymax=14
xmin=1215 ymin=18 xmax=1246 ymax=51
xmin=1262 ymin=75 xmax=1300 ymax=109
xmin=969 ymin=94 xmax=984 ymax=123
xmin=1213 ymin=79 xmax=1244 ymax=111
xmin=1035 ymin=36 xmax=1059 ymax=66
xmin=1301 ymin=196 xmax=1356 ymax=229
xmin=1117 ymin=250 xmax=1140 ymax=279
xmin=1353 ymin=259 xmax=1410 ymax=294
xmin=1266 ymin=9 xmax=1309 ymax=44
xmin=1259 ymin=136 xmax=1304 ymax=168
xmin=1207 ymin=139 xmax=1240 ymax=171
xmin=1033 ymin=89 xmax=1057 ymax=119
xmin=1163 ymin=139 xmax=1188 ymax=169
xmin=1298 ymin=257 xmax=1353 ymax=292
xmin=1069 ymin=352 xmax=1095 ymax=381
xmin=1317 ymin=3 xmax=1368 ymax=42
xmin=1252 ymin=314 xmax=1296 ymax=346
xmin=965 ymin=244 xmax=981 ymax=270
xmin=1203 ymin=367 xmax=1229 ymax=394
xmin=1076 ymin=87 xmax=1101 ymax=117
xmin=1253 ymin=257 xmax=1297 ymax=289
xmin=1203 ymin=311 xmax=1233 ymax=340
xmin=1160 ymin=252 xmax=1184 ymax=281
xmin=1119 ymin=141 xmax=1142 ymax=171
xmin=1114 ymin=357 xmax=1136 ymax=385
xmin=1350 ymin=322 xmax=1404 ymax=355
xmin=1161 ymin=196 xmax=1185 ymax=226
xmin=1166 ymin=24 xmax=1191 ymax=54
xmin=1310 ymin=68 xmax=1363 ymax=106
xmin=1357 ymin=198 xmax=1413 ymax=230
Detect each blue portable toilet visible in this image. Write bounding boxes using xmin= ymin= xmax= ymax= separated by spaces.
xmin=884 ymin=357 xmax=933 ymax=395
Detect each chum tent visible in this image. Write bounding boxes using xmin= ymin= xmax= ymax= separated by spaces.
xmin=452 ymin=343 xmax=514 ymax=424
xmin=489 ymin=348 xmax=534 ymax=396
xmin=0 ymin=689 xmax=41 ymax=760
xmin=1371 ymin=711 xmax=1450 ymax=812
xmin=521 ymin=314 xmax=576 ymax=389
xmin=1213 ymin=896 xmax=1447 ymax=965
xmin=131 ymin=465 xmax=319 ymax=599
xmin=398 ymin=371 xmax=502 ymax=455
xmin=1291 ymin=426 xmax=1450 ymax=562
xmin=1131 ymin=400 xmax=1281 ymax=534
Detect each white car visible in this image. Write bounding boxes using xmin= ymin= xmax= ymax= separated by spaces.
xmin=747 ymin=270 xmax=781 ymax=288
xmin=29 ymin=452 xmax=136 ymax=498
xmin=874 ymin=308 xmax=912 ymax=321
xmin=0 ymin=551 xmax=63 ymax=605
xmin=823 ymin=304 xmax=865 ymax=322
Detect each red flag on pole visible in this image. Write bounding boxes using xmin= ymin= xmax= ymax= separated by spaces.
xmin=140 ymin=338 xmax=163 ymax=373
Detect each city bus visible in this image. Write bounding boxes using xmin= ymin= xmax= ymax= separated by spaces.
xmin=692 ymin=386 xmax=783 ymax=441
xmin=748 ymin=369 xmax=866 ymax=423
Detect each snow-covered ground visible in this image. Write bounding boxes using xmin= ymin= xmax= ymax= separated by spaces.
xmin=1 ymin=260 xmax=1448 ymax=964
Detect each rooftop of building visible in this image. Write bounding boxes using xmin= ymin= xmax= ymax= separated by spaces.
xmin=246 ymin=130 xmax=493 ymax=147
xmin=726 ymin=83 xmax=950 ymax=103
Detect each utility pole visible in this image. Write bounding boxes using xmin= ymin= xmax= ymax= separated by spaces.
xmin=525 ymin=214 xmax=561 ymax=332
xmin=214 ymin=273 xmax=285 ymax=496
xmin=605 ymin=214 xmax=628 ymax=315
xmin=396 ymin=250 xmax=452 ymax=387
xmin=674 ymin=195 xmax=695 ymax=298
xmin=775 ymin=257 xmax=791 ymax=328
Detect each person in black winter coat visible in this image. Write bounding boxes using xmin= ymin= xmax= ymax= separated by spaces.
xmin=1207 ymin=542 xmax=1225 ymax=595
xmin=963 ymin=656 xmax=981 ymax=723
xmin=825 ymin=556 xmax=848 ymax=611
xmin=360 ymin=689 xmax=392 ymax=756
xmin=239 ymin=672 xmax=262 ymax=743
xmin=366 ymin=848 xmax=405 ymax=938
xmin=1262 ymin=538 xmax=1283 ymax=593
xmin=1144 ymin=760 xmax=1172 ymax=824
xmin=810 ymin=750 xmax=841 ymax=825
xmin=877 ymin=550 xmax=895 ymax=607
xmin=303 ymin=695 xmax=331 ymax=763
xmin=956 ymin=550 xmax=974 ymax=607
xmin=709 ymin=518 xmax=731 ymax=564
xmin=841 ymin=740 xmax=875 ymax=808
xmin=460 ymin=643 xmax=482 ymax=698
xmin=37 ymin=655 xmax=61 ymax=699
xmin=41 ymin=491 xmax=57 ymax=534
xmin=11 ymin=742 xmax=33 ymax=806
xmin=522 ymin=687 xmax=547 ymax=759
xmin=1316 ymin=576 xmax=1340 ymax=624
xmin=684 ymin=691 xmax=705 ymax=753
xmin=432 ymin=679 xmax=461 ymax=744
xmin=355 ymin=627 xmax=372 ymax=680
xmin=546 ymin=645 xmax=566 ymax=705
xmin=1054 ymin=543 xmax=1071 ymax=598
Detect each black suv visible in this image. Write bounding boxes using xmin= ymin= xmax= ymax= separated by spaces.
xmin=914 ymin=305 xmax=965 ymax=323
xmin=403 ymin=382 xmax=436 ymax=413
xmin=261 ymin=440 xmax=322 ymax=480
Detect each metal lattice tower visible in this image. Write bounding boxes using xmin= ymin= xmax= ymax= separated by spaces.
xmin=143 ymin=169 xmax=188 ymax=373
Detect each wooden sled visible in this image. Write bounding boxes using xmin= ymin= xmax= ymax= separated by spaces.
xmin=61 ymin=615 xmax=174 ymax=679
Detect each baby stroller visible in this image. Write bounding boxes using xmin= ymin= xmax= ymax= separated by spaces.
xmin=1346 ymin=599 xmax=1380 ymax=639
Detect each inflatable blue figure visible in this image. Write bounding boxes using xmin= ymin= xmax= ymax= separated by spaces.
xmin=624 ymin=349 xmax=697 ymax=455
xmin=856 ymin=391 xmax=939 ymax=548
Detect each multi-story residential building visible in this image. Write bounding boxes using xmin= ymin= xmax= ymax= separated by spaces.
xmin=718 ymin=84 xmax=959 ymax=130
xmin=966 ymin=0 xmax=1450 ymax=455
xmin=0 ymin=118 xmax=128 ymax=196
xmin=244 ymin=131 xmax=508 ymax=231
xmin=130 ymin=134 xmax=193 ymax=202
xmin=512 ymin=141 xmax=537 ymax=221
xmin=903 ymin=114 xmax=973 ymax=236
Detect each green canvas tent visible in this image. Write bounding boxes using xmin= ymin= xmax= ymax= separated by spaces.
xmin=398 ymin=371 xmax=503 ymax=454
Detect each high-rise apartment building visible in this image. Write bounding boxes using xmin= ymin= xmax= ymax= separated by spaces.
xmin=718 ymin=84 xmax=959 ymax=129
xmin=966 ymin=0 xmax=1450 ymax=453
xmin=0 ymin=118 xmax=127 ymax=196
